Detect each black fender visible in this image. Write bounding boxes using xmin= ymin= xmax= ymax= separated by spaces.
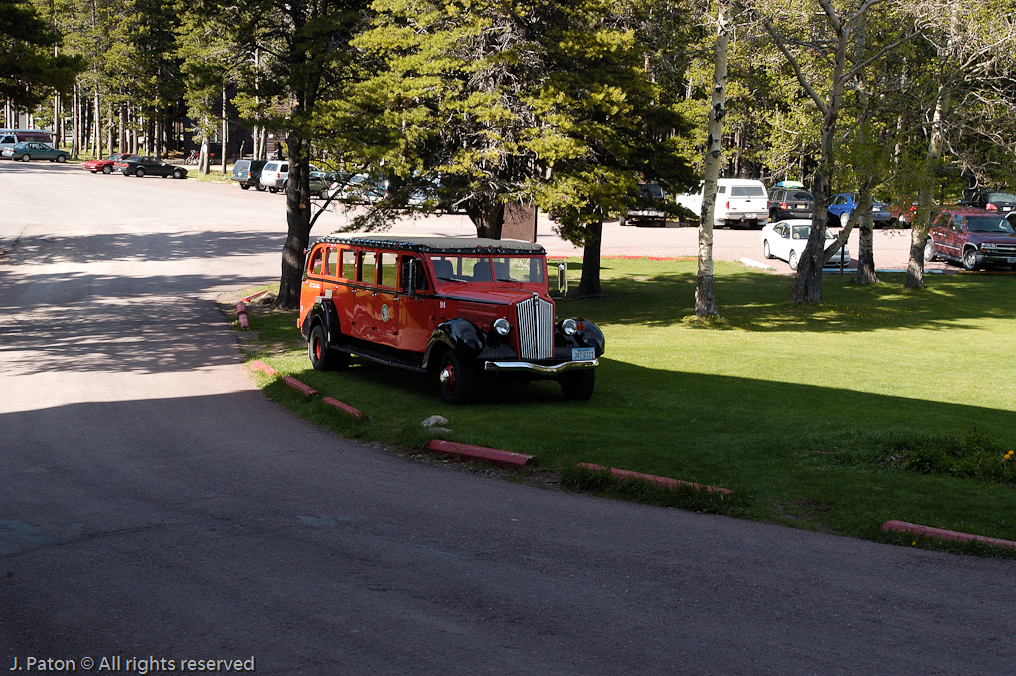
xmin=424 ymin=318 xmax=484 ymax=369
xmin=301 ymin=298 xmax=343 ymax=346
xmin=555 ymin=318 xmax=606 ymax=356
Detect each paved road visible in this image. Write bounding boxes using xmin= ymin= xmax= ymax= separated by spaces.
xmin=1 ymin=161 xmax=1012 ymax=675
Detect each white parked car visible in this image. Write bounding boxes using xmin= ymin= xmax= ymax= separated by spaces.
xmin=761 ymin=219 xmax=850 ymax=270
xmin=260 ymin=160 xmax=288 ymax=193
xmin=712 ymin=178 xmax=769 ymax=228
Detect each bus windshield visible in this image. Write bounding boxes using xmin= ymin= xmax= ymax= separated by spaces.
xmin=428 ymin=255 xmax=545 ymax=284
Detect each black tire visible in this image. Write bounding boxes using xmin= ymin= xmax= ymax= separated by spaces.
xmin=255 ymin=179 xmax=266 ymax=192
xmin=21 ymin=155 xmax=31 ymax=162
xmin=101 ymin=165 xmax=112 ymax=174
xmin=437 ymin=350 xmax=474 ymax=405
xmin=962 ymin=248 xmax=979 ymax=271
xmin=173 ymin=169 xmax=185 ymax=179
xmin=619 ymin=214 xmax=629 ymax=226
xmin=763 ymin=240 xmax=773 ymax=259
xmin=924 ymin=238 xmax=937 ymax=262
xmin=559 ymin=369 xmax=595 ymax=401
xmin=56 ymin=155 xmax=66 ymax=163
xmin=135 ymin=167 xmax=145 ymax=178
xmin=788 ymin=250 xmax=799 ymax=271
xmin=840 ymin=212 xmax=850 ymax=228
xmin=282 ymin=180 xmax=289 ymax=191
xmin=268 ymin=186 xmax=279 ymax=194
xmin=308 ymin=324 xmax=348 ymax=371
xmin=319 ymin=188 xmax=329 ymax=200
xmin=241 ymin=184 xmax=251 ymax=190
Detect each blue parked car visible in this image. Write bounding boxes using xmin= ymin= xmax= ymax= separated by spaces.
xmin=828 ymin=193 xmax=892 ymax=228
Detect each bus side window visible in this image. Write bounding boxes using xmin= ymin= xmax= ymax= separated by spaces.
xmin=309 ymin=248 xmax=324 ymax=275
xmin=359 ymin=250 xmax=376 ymax=285
xmin=326 ymin=248 xmax=339 ymax=277
xmin=378 ymin=252 xmax=398 ymax=288
xmin=341 ymin=249 xmax=355 ymax=280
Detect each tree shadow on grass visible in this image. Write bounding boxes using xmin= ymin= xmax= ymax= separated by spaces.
xmin=558 ymin=260 xmax=1016 ymax=333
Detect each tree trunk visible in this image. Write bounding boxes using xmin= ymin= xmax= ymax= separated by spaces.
xmin=791 ymin=118 xmax=833 ymax=303
xmin=696 ymin=0 xmax=733 ymax=318
xmin=70 ymin=84 xmax=79 ymax=159
xmin=906 ymin=87 xmax=949 ymax=290
xmin=853 ymin=211 xmax=878 ymax=284
xmin=276 ymin=131 xmax=314 ymax=309
xmin=464 ymin=197 xmax=506 ymax=239
xmin=576 ymin=219 xmax=602 ymax=298
xmin=199 ymin=133 xmax=210 ymax=174
xmin=221 ymin=83 xmax=228 ymax=174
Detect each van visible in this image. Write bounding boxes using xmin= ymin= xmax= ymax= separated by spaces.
xmin=230 ymin=159 xmax=268 ymax=191
xmin=710 ymin=178 xmax=769 ymax=228
xmin=0 ymin=129 xmax=54 ymax=157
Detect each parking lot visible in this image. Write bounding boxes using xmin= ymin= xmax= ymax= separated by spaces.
xmin=0 ymin=160 xmax=951 ymax=277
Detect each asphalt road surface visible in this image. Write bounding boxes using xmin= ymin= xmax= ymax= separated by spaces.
xmin=1 ymin=161 xmax=1012 ymax=675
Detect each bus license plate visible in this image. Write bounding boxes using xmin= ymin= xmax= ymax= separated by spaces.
xmin=572 ymin=348 xmax=595 ymax=362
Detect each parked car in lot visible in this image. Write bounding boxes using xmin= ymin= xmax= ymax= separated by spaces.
xmin=260 ymin=160 xmax=288 ymax=192
xmin=961 ymin=189 xmax=1016 ymax=214
xmin=230 ymin=159 xmax=267 ymax=190
xmin=118 ymin=155 xmax=187 ymax=179
xmin=924 ymin=207 xmax=1016 ymax=270
xmin=82 ymin=152 xmax=134 ymax=174
xmin=827 ymin=193 xmax=892 ymax=227
xmin=2 ymin=142 xmax=68 ymax=163
xmin=298 ymin=235 xmax=604 ymax=404
xmin=620 ymin=181 xmax=668 ymax=227
xmin=0 ymin=129 xmax=53 ymax=155
xmin=260 ymin=161 xmax=330 ymax=194
xmin=761 ymin=219 xmax=850 ymax=270
xmin=711 ymin=178 xmax=769 ymax=229
xmin=887 ymin=195 xmax=918 ymax=227
xmin=768 ymin=182 xmax=814 ymax=221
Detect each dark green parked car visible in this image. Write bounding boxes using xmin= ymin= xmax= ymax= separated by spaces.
xmin=2 ymin=142 xmax=68 ymax=163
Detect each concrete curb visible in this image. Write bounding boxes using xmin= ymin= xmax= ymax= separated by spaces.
xmin=236 ymin=301 xmax=250 ymax=329
xmin=576 ymin=463 xmax=733 ymax=495
xmin=282 ymin=376 xmax=317 ymax=398
xmin=249 ymin=361 xmax=279 ymax=376
xmin=425 ymin=440 xmax=535 ymax=469
xmin=241 ymin=290 xmax=269 ymax=303
xmin=881 ymin=520 xmax=1016 ymax=551
xmin=323 ymin=396 xmax=363 ymax=420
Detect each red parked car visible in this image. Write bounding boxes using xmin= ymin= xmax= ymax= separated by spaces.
xmin=925 ymin=207 xmax=1016 ymax=270
xmin=82 ymin=152 xmax=134 ymax=174
xmin=298 ymin=235 xmax=604 ymax=404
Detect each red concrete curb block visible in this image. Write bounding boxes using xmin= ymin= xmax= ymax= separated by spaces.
xmin=249 ymin=361 xmax=279 ymax=376
xmin=322 ymin=396 xmax=363 ymax=420
xmin=577 ymin=463 xmax=733 ymax=495
xmin=236 ymin=301 xmax=247 ymax=314
xmin=241 ymin=290 xmax=269 ymax=303
xmin=238 ymin=313 xmax=250 ymax=329
xmin=425 ymin=440 xmax=535 ymax=469
xmin=282 ymin=377 xmax=317 ymax=398
xmin=882 ymin=520 xmax=1016 ymax=551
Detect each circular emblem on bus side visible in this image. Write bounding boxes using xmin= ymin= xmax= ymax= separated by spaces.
xmin=381 ymin=304 xmax=390 ymax=322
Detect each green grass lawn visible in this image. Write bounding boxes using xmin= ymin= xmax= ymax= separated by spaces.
xmin=235 ymin=260 xmax=1016 ymax=555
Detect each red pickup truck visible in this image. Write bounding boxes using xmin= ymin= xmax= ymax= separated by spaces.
xmin=298 ymin=235 xmax=605 ymax=404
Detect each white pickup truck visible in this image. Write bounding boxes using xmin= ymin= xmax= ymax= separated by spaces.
xmin=676 ymin=178 xmax=770 ymax=229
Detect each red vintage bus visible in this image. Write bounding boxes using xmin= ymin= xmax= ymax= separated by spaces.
xmin=298 ymin=235 xmax=604 ymax=404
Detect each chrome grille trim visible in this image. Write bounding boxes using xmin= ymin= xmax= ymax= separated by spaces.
xmin=515 ymin=295 xmax=554 ymax=360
